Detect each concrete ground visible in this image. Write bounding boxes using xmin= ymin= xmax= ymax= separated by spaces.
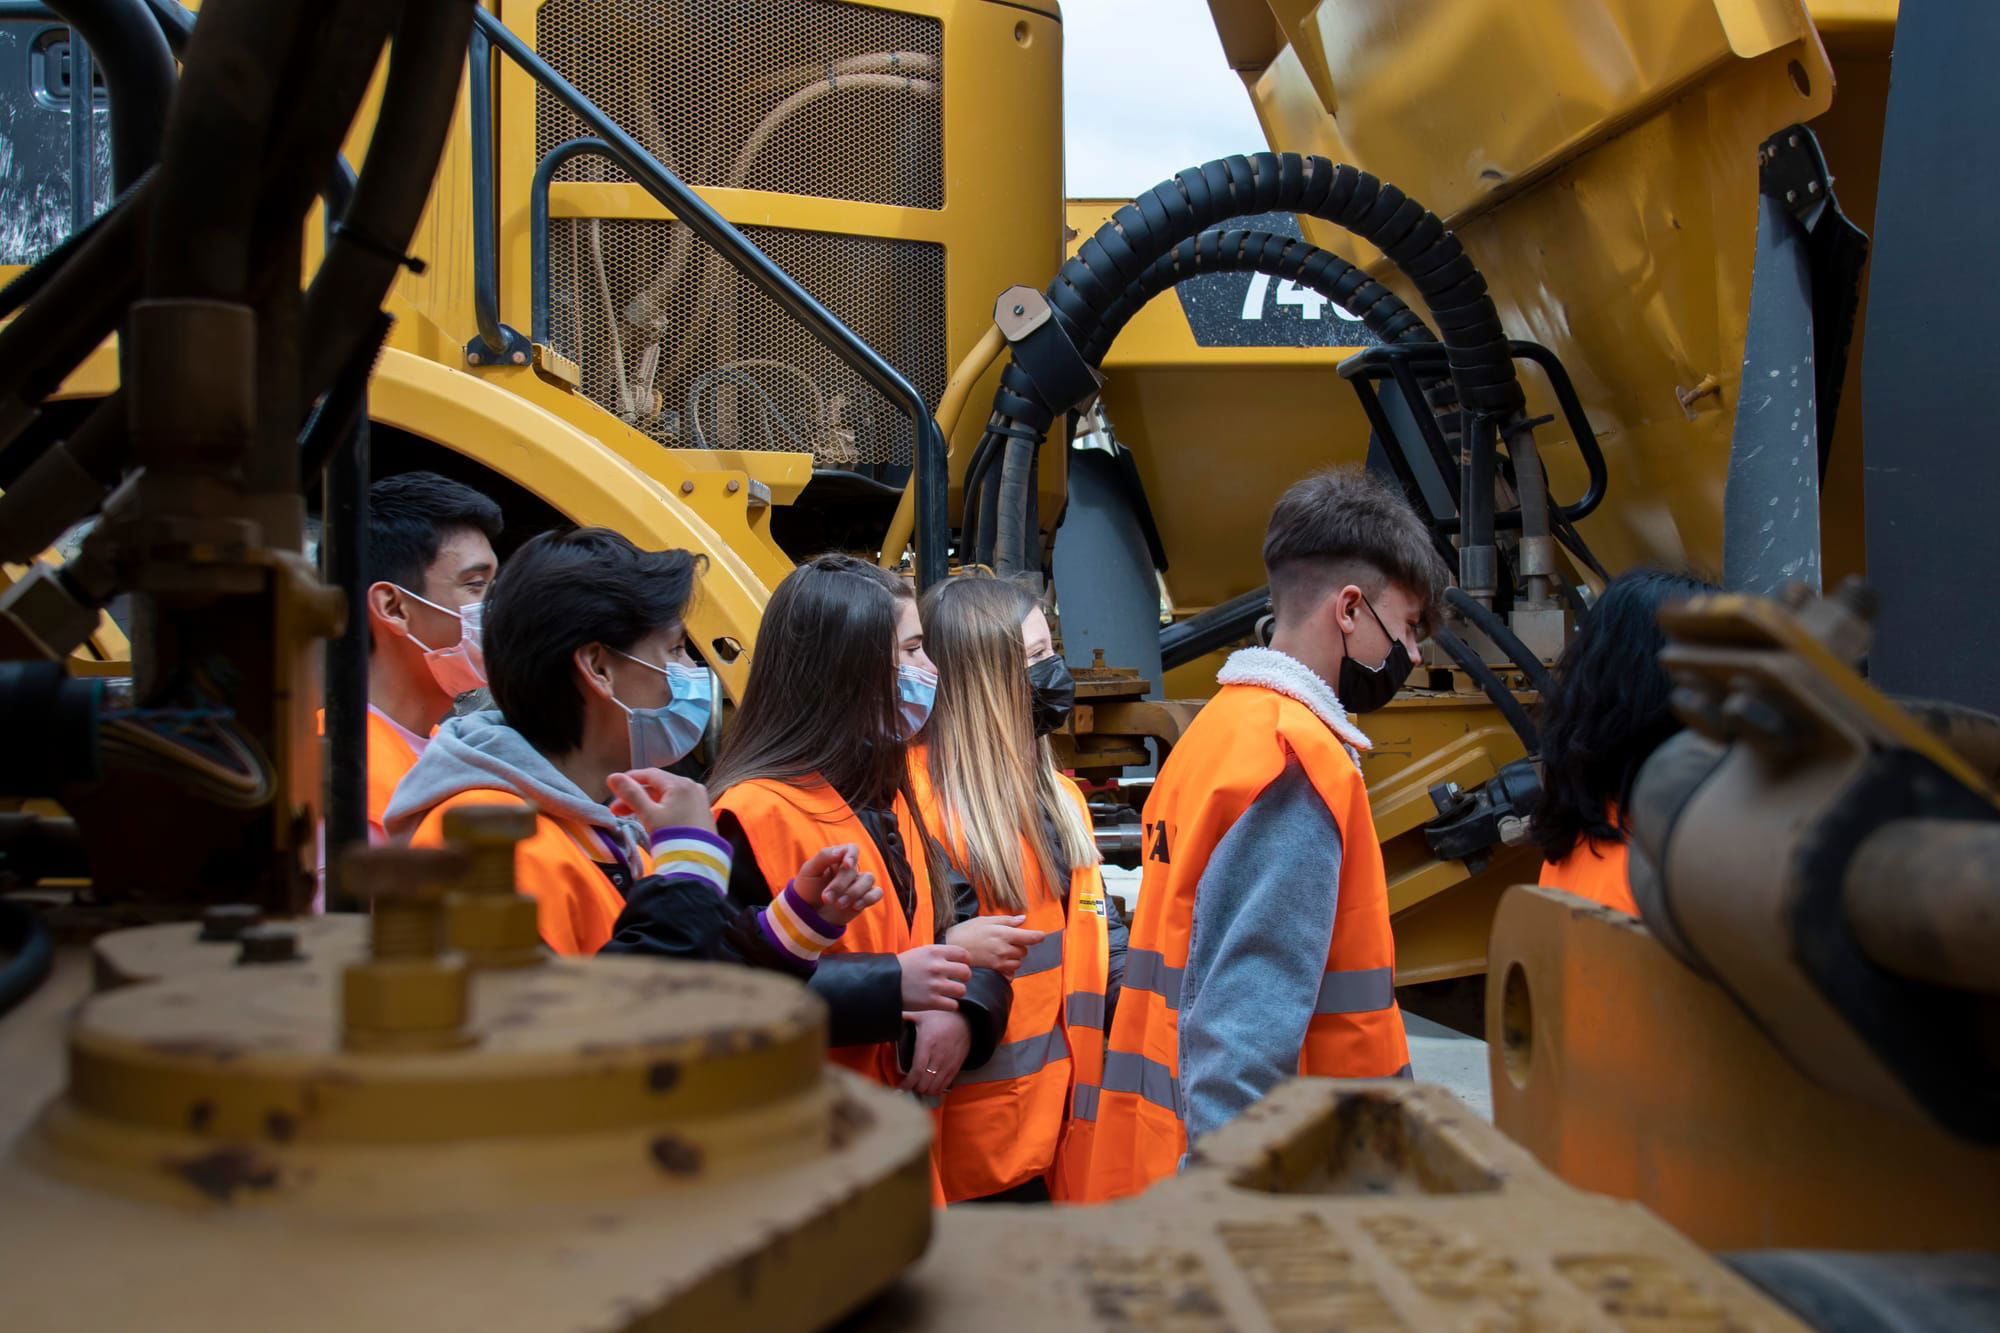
xmin=1099 ymin=867 xmax=1494 ymax=1121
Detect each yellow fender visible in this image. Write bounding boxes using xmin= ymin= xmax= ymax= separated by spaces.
xmin=369 ymin=350 xmax=779 ymax=697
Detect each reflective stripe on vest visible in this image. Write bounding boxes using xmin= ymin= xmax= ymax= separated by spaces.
xmin=1101 ymin=1050 xmax=1179 ymax=1115
xmin=1016 ymin=928 xmax=1065 ymax=978
xmin=1125 ymin=948 xmax=1185 ymax=1009
xmin=1316 ymin=965 xmax=1395 ymax=1014
xmin=956 ymin=1024 xmax=1069 ymax=1086
xmin=1072 ymin=1082 xmax=1100 ymax=1122
xmin=1065 ymin=991 xmax=1106 ymax=1031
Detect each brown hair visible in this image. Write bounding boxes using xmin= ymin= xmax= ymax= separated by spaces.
xmin=1261 ymin=466 xmax=1448 ymax=632
xmin=708 ymin=554 xmax=951 ymax=929
xmin=919 ymin=573 xmax=1096 ymax=913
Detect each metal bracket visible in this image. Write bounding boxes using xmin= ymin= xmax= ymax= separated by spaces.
xmin=463 ymin=326 xmax=532 ymax=369
xmin=995 ymin=286 xmax=1102 ymax=415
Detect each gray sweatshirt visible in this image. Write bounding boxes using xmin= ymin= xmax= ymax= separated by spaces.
xmin=381 ymin=709 xmax=645 ymax=870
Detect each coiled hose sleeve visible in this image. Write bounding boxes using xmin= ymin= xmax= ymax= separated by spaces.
xmin=1444 ymin=585 xmax=1559 ymax=699
xmin=973 ymin=154 xmax=1519 ymax=573
xmin=969 ymin=205 xmax=1465 ymax=570
xmin=1432 ymin=628 xmax=1539 ymax=753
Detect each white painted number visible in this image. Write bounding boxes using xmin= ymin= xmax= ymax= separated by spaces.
xmin=1240 ymin=271 xmax=1270 ymax=320
xmin=1274 ymin=278 xmax=1328 ymax=321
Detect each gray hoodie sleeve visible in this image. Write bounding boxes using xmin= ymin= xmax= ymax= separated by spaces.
xmin=1179 ymin=756 xmax=1340 ymax=1148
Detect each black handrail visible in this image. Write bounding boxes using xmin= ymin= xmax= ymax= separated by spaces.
xmin=464 ymin=23 xmax=530 ymax=367
xmin=470 ymin=7 xmax=948 ymax=586
xmin=528 ymin=135 xmax=612 ymax=345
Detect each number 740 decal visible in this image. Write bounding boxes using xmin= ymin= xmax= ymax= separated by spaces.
xmin=1240 ymin=271 xmax=1361 ymax=322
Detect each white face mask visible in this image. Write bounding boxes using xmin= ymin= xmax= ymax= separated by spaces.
xmin=613 ymin=649 xmax=715 ymax=768
xmin=395 ymin=586 xmax=486 ymax=697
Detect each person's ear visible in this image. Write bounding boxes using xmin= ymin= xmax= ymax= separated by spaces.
xmin=366 ymin=581 xmax=408 ymax=632
xmin=573 ymin=643 xmax=618 ymax=703
xmin=1328 ymin=584 xmax=1365 ymax=637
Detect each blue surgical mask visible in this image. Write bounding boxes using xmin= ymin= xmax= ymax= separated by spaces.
xmin=895 ymin=663 xmax=938 ymax=740
xmin=613 ymin=650 xmax=714 ymax=768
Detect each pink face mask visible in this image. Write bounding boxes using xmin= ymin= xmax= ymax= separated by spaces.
xmin=395 ymin=587 xmax=486 ymax=696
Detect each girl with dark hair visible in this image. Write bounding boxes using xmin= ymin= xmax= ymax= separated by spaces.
xmin=913 ymin=572 xmax=1128 ymax=1204
xmin=1529 ymin=568 xmax=1718 ymax=914
xmin=386 ymin=528 xmax=879 ymax=964
xmin=709 ymin=555 xmax=1013 ymax=1136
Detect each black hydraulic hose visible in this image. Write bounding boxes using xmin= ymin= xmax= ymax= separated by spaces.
xmin=1161 ymin=586 xmax=1273 ymax=669
xmin=967 ymin=220 xmax=1445 ymax=569
xmin=1432 ymin=627 xmax=1538 ymax=753
xmin=0 ymin=898 xmax=55 ymax=1019
xmin=299 ymin=0 xmax=474 ymax=400
xmin=145 ymin=0 xmax=325 ymax=299
xmin=1444 ymin=585 xmax=1558 ymax=698
xmin=46 ymin=0 xmax=176 ymax=191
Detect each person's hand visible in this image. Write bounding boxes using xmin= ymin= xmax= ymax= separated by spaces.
xmin=607 ymin=768 xmax=715 ymax=835
xmin=901 ymin=1009 xmax=972 ymax=1096
xmin=792 ymin=845 xmax=857 ymax=906
xmin=898 ymin=943 xmax=970 ymax=1011
xmin=944 ymin=914 xmax=1045 ymax=976
xmin=823 ymin=874 xmax=883 ymax=927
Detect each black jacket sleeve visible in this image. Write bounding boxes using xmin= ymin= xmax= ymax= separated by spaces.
xmin=599 ymin=873 xmax=808 ymax=976
xmin=954 ymin=966 xmax=1014 ymax=1070
xmin=812 ymin=952 xmax=907 ymax=1046
xmin=947 ymin=860 xmax=981 ymax=924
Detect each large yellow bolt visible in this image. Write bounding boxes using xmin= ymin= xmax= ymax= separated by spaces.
xmin=341 ymin=846 xmax=477 ymax=1053
xmin=441 ymin=801 xmax=544 ymax=969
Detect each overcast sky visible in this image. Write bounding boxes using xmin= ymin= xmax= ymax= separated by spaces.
xmin=1062 ymin=0 xmax=1270 ymax=199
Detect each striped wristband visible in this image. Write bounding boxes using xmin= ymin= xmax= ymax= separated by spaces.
xmin=759 ymin=880 xmax=845 ymax=966
xmin=647 ymin=826 xmax=731 ymax=895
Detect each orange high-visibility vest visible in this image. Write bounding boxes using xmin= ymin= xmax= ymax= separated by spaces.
xmin=314 ymin=706 xmax=426 ymax=845
xmin=1082 ymin=680 xmax=1408 ymax=1202
xmin=908 ymin=753 xmax=1110 ymax=1202
xmin=406 ymin=788 xmax=637 ymax=955
xmin=712 ymin=777 xmax=938 ymax=1092
xmin=1539 ymin=805 xmax=1637 ymax=914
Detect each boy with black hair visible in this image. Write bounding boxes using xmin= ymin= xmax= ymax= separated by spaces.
xmin=1081 ymin=466 xmax=1448 ymax=1201
xmin=323 ymin=471 xmax=503 ymax=864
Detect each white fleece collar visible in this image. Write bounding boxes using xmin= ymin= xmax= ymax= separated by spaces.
xmin=1215 ymin=646 xmax=1372 ymax=766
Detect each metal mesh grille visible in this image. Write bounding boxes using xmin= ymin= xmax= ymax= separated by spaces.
xmin=535 ymin=0 xmax=944 ymax=210
xmin=547 ymin=218 xmax=945 ymax=466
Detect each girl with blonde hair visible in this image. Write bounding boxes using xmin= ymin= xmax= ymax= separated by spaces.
xmin=914 ymin=572 xmax=1128 ymax=1203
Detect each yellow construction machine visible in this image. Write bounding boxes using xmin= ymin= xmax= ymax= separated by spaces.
xmin=2 ymin=0 xmax=1998 ymax=1328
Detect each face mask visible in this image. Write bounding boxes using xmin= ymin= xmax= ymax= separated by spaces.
xmin=613 ymin=649 xmax=715 ymax=768
xmin=1337 ymin=596 xmax=1415 ymax=714
xmin=397 ymin=586 xmax=486 ymax=696
xmin=1026 ymin=654 xmax=1075 ymax=737
xmin=895 ymin=664 xmax=938 ymax=740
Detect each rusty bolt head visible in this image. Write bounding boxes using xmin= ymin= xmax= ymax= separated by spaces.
xmin=199 ymin=903 xmax=261 ymax=942
xmin=341 ymin=846 xmax=469 ymax=903
xmin=237 ymin=925 xmax=301 ymax=965
xmin=442 ymin=802 xmax=537 ymax=849
xmin=466 ymin=351 xmax=482 ymax=365
xmin=725 ymin=478 xmax=741 ymax=494
xmin=679 ymin=480 xmax=696 ymax=495
xmin=511 ymin=350 xmax=528 ymax=365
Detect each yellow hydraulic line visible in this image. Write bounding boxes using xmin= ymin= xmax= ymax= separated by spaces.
xmin=878 ymin=323 xmax=1006 ymax=568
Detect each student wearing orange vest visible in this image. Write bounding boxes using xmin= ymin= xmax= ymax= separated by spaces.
xmin=1529 ymin=569 xmax=1715 ymax=915
xmin=1083 ymin=466 xmax=1447 ymax=1202
xmin=315 ymin=474 xmax=502 ymax=908
xmin=317 ymin=473 xmax=502 ymax=881
xmin=709 ymin=555 xmax=1012 ymax=1106
xmin=911 ymin=573 xmax=1125 ymax=1204
xmin=385 ymin=529 xmax=883 ymax=975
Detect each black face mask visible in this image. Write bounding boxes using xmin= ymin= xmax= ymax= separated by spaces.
xmin=1337 ymin=596 xmax=1415 ymax=714
xmin=1026 ymin=654 xmax=1076 ymax=736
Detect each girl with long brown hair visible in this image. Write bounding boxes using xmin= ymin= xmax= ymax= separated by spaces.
xmin=914 ymin=572 xmax=1128 ymax=1203
xmin=709 ymin=555 xmax=1014 ymax=1128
